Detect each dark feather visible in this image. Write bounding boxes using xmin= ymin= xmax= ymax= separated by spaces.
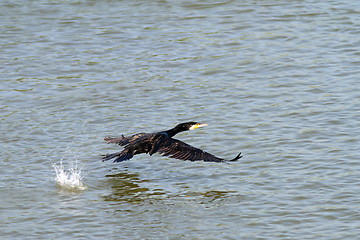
xmin=104 ymin=133 xmax=146 ymax=146
xmin=154 ymin=136 xmax=235 ymax=162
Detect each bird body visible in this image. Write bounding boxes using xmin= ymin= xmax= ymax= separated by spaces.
xmin=102 ymin=122 xmax=242 ymax=163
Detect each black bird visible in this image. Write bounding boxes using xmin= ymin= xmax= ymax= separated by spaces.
xmin=102 ymin=122 xmax=242 ymax=163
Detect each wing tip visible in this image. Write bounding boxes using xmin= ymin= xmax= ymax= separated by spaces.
xmin=228 ymin=152 xmax=242 ymax=162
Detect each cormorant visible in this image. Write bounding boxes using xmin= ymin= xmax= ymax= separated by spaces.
xmin=102 ymin=122 xmax=242 ymax=163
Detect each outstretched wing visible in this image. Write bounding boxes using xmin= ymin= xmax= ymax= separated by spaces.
xmin=104 ymin=132 xmax=147 ymax=146
xmin=102 ymin=149 xmax=134 ymax=162
xmin=156 ymin=137 xmax=242 ymax=162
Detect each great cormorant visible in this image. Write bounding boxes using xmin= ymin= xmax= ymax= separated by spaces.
xmin=102 ymin=122 xmax=242 ymax=163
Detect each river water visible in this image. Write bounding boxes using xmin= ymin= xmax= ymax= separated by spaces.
xmin=1 ymin=0 xmax=359 ymax=239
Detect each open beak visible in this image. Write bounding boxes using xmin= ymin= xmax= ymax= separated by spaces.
xmin=189 ymin=123 xmax=208 ymax=130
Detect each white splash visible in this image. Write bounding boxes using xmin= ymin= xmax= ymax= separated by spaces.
xmin=53 ymin=159 xmax=87 ymax=191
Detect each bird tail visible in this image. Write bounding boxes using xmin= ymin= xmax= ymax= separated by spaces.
xmin=228 ymin=152 xmax=242 ymax=161
xmin=104 ymin=135 xmax=127 ymax=145
xmin=102 ymin=149 xmax=134 ymax=162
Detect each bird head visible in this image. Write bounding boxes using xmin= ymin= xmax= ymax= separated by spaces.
xmin=176 ymin=122 xmax=208 ymax=131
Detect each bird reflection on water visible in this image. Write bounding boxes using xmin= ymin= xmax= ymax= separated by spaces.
xmin=103 ymin=171 xmax=238 ymax=204
xmin=103 ymin=171 xmax=165 ymax=203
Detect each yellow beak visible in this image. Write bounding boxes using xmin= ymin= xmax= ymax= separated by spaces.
xmin=189 ymin=123 xmax=208 ymax=130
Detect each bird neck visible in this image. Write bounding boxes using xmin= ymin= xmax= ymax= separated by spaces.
xmin=164 ymin=126 xmax=186 ymax=138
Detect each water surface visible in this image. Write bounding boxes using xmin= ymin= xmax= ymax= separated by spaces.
xmin=1 ymin=0 xmax=359 ymax=239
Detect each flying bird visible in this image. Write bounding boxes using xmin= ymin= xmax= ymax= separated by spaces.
xmin=102 ymin=122 xmax=242 ymax=163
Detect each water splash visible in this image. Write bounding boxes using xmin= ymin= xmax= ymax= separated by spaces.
xmin=53 ymin=159 xmax=87 ymax=191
